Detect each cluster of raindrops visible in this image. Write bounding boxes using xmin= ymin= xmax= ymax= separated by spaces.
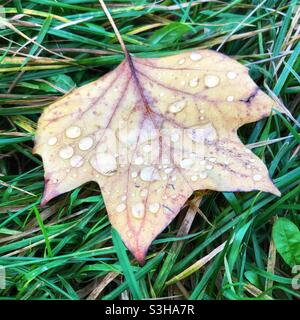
xmin=115 ymin=189 xmax=161 ymax=219
xmin=177 ymin=156 xmax=217 ymax=182
xmin=172 ymin=52 xmax=239 ymax=109
xmin=47 ymin=126 xmax=96 ymax=178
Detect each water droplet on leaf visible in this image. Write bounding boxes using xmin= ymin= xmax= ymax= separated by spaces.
xmin=65 ymin=126 xmax=81 ymax=139
xmin=190 ymin=52 xmax=202 ymax=61
xmin=169 ymin=100 xmax=186 ymax=113
xmin=131 ymin=203 xmax=145 ymax=219
xmin=180 ymin=158 xmax=194 ymax=169
xmin=227 ymin=71 xmax=237 ymax=80
xmin=149 ymin=203 xmax=160 ymax=213
xmin=70 ymin=155 xmax=84 ymax=168
xmin=140 ymin=166 xmax=159 ymax=182
xmin=48 ymin=137 xmax=57 ymax=146
xmin=59 ymin=146 xmax=74 ymax=159
xmin=90 ymin=153 xmax=117 ymax=176
xmin=253 ymin=174 xmax=262 ymax=181
xmin=79 ymin=137 xmax=93 ymax=151
xmin=189 ymin=77 xmax=199 ymax=87
xmin=116 ymin=203 xmax=126 ymax=213
xmin=204 ymin=75 xmax=220 ymax=88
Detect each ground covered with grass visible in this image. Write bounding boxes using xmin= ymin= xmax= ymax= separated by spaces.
xmin=0 ymin=0 xmax=299 ymax=300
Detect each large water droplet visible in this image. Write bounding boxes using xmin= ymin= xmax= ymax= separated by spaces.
xmin=79 ymin=137 xmax=93 ymax=151
xmin=140 ymin=166 xmax=159 ymax=182
xmin=70 ymin=155 xmax=84 ymax=168
xmin=131 ymin=203 xmax=145 ymax=219
xmin=59 ymin=146 xmax=74 ymax=159
xmin=134 ymin=157 xmax=144 ymax=165
xmin=204 ymin=75 xmax=220 ymax=88
xmin=169 ymin=100 xmax=186 ymax=113
xmin=187 ymin=123 xmax=218 ymax=143
xmin=48 ymin=137 xmax=57 ymax=146
xmin=227 ymin=71 xmax=237 ymax=80
xmin=180 ymin=158 xmax=194 ymax=169
xmin=90 ymin=153 xmax=117 ymax=176
xmin=118 ymin=129 xmax=139 ymax=146
xmin=65 ymin=126 xmax=81 ymax=139
xmin=190 ymin=52 xmax=202 ymax=61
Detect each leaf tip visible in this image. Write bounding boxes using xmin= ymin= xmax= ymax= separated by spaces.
xmin=133 ymin=249 xmax=146 ymax=266
xmin=40 ymin=180 xmax=59 ymax=206
xmin=271 ymin=186 xmax=281 ymax=197
xmin=266 ymin=174 xmax=281 ymax=197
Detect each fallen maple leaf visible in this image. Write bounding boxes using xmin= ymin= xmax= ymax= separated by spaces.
xmin=34 ymin=49 xmax=281 ymax=264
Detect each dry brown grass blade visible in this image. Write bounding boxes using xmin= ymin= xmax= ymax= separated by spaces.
xmin=87 ymin=272 xmax=120 ymax=300
xmin=166 ymin=240 xmax=228 ymax=285
xmin=265 ymin=216 xmax=278 ymax=293
xmin=0 ymin=180 xmax=36 ymax=197
xmin=244 ymin=282 xmax=273 ymax=300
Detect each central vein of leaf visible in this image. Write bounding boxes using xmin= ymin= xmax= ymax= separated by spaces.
xmin=126 ymin=55 xmax=155 ymax=118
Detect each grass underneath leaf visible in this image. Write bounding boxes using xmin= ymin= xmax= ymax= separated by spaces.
xmin=0 ymin=0 xmax=299 ymax=300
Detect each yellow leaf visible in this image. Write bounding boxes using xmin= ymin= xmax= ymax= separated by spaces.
xmin=34 ymin=50 xmax=281 ymax=264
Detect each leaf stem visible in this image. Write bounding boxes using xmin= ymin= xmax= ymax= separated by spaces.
xmin=98 ymin=0 xmax=128 ymax=57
